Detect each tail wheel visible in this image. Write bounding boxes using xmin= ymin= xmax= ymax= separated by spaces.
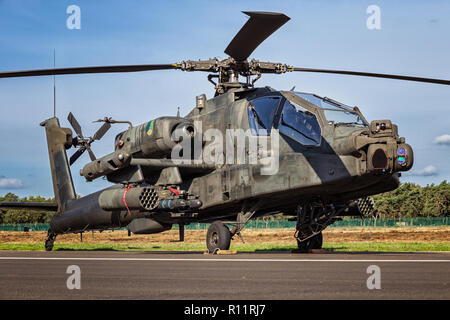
xmin=206 ymin=221 xmax=231 ymax=253
xmin=297 ymin=232 xmax=322 ymax=253
xmin=45 ymin=230 xmax=56 ymax=252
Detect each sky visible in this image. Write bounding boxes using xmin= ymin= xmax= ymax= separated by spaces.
xmin=0 ymin=0 xmax=449 ymax=198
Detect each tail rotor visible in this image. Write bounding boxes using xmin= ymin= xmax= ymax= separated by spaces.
xmin=67 ymin=112 xmax=111 ymax=165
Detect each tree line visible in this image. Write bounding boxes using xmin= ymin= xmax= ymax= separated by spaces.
xmin=372 ymin=180 xmax=449 ymax=218
xmin=0 ymin=180 xmax=449 ymax=223
xmin=0 ymin=193 xmax=55 ymax=224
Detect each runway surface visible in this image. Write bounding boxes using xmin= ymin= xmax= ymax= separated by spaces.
xmin=0 ymin=250 xmax=449 ymax=300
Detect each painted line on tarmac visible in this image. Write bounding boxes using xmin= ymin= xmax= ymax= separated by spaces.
xmin=0 ymin=257 xmax=449 ymax=263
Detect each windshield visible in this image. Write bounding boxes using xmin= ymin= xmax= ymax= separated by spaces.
xmin=279 ymin=100 xmax=321 ymax=146
xmin=248 ymin=96 xmax=281 ymax=135
xmin=295 ymin=92 xmax=366 ymax=126
xmin=322 ymin=109 xmax=366 ymax=126
xmin=295 ymin=92 xmax=349 ymax=110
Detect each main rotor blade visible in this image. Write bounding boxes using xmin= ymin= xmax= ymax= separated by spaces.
xmin=93 ymin=122 xmax=111 ymax=141
xmin=225 ymin=11 xmax=290 ymax=61
xmin=67 ymin=112 xmax=83 ymax=137
xmin=291 ymin=67 xmax=450 ymax=85
xmin=0 ymin=64 xmax=177 ymax=79
xmin=69 ymin=148 xmax=86 ymax=166
xmin=86 ymin=146 xmax=96 ymax=161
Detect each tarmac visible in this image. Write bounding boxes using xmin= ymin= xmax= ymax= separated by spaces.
xmin=0 ymin=250 xmax=449 ymax=300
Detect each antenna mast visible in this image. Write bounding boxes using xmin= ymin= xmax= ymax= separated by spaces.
xmin=53 ymin=49 xmax=56 ymax=117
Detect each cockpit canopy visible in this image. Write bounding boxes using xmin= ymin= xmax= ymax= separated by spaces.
xmin=294 ymin=92 xmax=366 ymax=127
xmin=247 ymin=90 xmax=367 ymax=147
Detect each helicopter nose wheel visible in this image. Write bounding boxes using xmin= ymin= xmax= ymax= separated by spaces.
xmin=206 ymin=221 xmax=231 ymax=253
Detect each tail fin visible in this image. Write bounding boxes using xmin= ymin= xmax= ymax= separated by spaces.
xmin=40 ymin=117 xmax=76 ymax=211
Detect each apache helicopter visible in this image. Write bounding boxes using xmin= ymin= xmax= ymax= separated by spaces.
xmin=1 ymin=12 xmax=449 ymax=253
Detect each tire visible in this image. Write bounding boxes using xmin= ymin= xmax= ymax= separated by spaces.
xmin=297 ymin=232 xmax=322 ymax=253
xmin=206 ymin=221 xmax=231 ymax=253
xmin=45 ymin=230 xmax=56 ymax=252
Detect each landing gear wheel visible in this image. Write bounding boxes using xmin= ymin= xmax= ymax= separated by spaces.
xmin=45 ymin=230 xmax=56 ymax=252
xmin=297 ymin=232 xmax=322 ymax=253
xmin=206 ymin=221 xmax=231 ymax=253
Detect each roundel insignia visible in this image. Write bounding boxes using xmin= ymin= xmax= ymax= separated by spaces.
xmin=146 ymin=120 xmax=154 ymax=136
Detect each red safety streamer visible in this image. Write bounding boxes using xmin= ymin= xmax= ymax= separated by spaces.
xmin=168 ymin=187 xmax=179 ymax=196
xmin=123 ymin=185 xmax=132 ymax=216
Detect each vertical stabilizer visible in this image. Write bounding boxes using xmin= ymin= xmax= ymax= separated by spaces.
xmin=40 ymin=117 xmax=76 ymax=211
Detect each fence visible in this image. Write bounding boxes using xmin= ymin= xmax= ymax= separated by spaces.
xmin=0 ymin=217 xmax=448 ymax=232
xmin=331 ymin=217 xmax=450 ymax=227
xmin=183 ymin=217 xmax=450 ymax=229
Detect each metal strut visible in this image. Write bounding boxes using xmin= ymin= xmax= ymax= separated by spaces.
xmin=179 ymin=223 xmax=185 ymax=242
xmin=230 ymin=200 xmax=263 ymax=243
xmin=295 ymin=202 xmax=337 ymax=243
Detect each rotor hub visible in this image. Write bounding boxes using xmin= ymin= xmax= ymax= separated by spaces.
xmin=175 ymin=57 xmax=291 ymax=94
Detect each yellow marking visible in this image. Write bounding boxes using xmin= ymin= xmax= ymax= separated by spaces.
xmin=204 ymin=250 xmax=238 ymax=255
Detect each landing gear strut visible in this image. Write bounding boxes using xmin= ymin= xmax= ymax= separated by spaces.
xmin=294 ymin=201 xmax=334 ymax=252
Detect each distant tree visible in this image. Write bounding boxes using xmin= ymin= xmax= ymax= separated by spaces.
xmin=2 ymin=210 xmax=51 ymax=223
xmin=0 ymin=192 xmax=19 ymax=202
xmin=422 ymin=181 xmax=450 ymax=217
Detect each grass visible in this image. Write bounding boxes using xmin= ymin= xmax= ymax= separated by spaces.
xmin=0 ymin=241 xmax=449 ymax=252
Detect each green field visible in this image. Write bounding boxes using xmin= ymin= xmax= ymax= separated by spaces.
xmin=1 ymin=242 xmax=449 ymax=252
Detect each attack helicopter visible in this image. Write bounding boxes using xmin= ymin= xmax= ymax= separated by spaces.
xmin=0 ymin=12 xmax=449 ymax=253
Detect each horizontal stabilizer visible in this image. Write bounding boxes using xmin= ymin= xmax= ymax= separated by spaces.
xmin=0 ymin=202 xmax=58 ymax=211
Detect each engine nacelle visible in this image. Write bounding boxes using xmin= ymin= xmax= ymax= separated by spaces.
xmin=115 ymin=117 xmax=197 ymax=158
xmin=80 ymin=117 xmax=198 ymax=181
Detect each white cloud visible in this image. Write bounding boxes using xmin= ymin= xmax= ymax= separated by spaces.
xmin=411 ymin=165 xmax=438 ymax=177
xmin=434 ymin=134 xmax=450 ymax=145
xmin=0 ymin=178 xmax=24 ymax=189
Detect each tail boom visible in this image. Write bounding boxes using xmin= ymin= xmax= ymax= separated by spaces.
xmin=40 ymin=117 xmax=76 ymax=212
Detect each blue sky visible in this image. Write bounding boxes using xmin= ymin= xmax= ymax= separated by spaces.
xmin=0 ymin=0 xmax=449 ymax=198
